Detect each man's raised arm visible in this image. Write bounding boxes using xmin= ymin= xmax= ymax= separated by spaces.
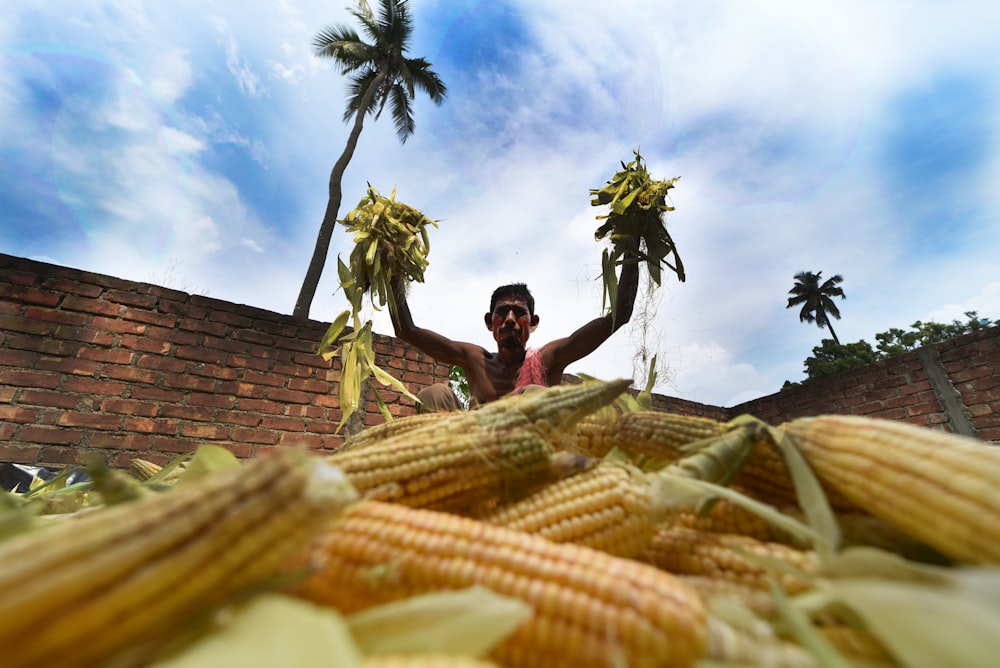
xmin=389 ymin=282 xmax=469 ymax=367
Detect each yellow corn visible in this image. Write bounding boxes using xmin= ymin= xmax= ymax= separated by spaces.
xmin=705 ymin=616 xmax=814 ymax=668
xmin=293 ymin=500 xmax=708 ymax=668
xmin=0 ymin=449 xmax=358 ymax=668
xmin=641 ymin=526 xmax=818 ymax=594
xmin=473 ymin=460 xmax=663 ymax=558
xmin=674 ymin=575 xmax=778 ymax=617
xmin=616 ymin=411 xmax=732 ymax=461
xmin=816 ymin=625 xmax=897 ymax=665
xmin=673 ymin=492 xmax=793 ymax=543
xmin=326 ymin=380 xmax=627 ymax=513
xmin=784 ymin=414 xmax=1000 ymax=564
xmin=364 ymin=657 xmax=500 ymax=668
xmin=339 ymin=413 xmax=446 ymax=453
xmin=546 ymin=405 xmax=621 ymax=458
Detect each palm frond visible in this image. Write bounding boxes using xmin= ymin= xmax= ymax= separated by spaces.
xmin=389 ymin=84 xmax=416 ymax=141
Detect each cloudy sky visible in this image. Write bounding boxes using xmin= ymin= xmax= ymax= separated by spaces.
xmin=3 ymin=0 xmax=999 ymax=406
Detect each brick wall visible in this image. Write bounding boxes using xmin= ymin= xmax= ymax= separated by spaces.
xmin=0 ymin=254 xmax=450 ymax=468
xmin=1 ymin=253 xmax=997 ymax=470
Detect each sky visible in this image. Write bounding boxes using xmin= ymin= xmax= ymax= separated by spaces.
xmin=3 ymin=0 xmax=999 ymax=407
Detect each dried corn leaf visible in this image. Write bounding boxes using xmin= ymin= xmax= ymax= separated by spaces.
xmin=175 ymin=445 xmax=240 ymax=486
xmin=348 ymin=586 xmax=532 ymax=658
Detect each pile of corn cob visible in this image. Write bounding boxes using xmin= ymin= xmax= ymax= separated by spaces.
xmin=3 ymin=379 xmax=1000 ymax=667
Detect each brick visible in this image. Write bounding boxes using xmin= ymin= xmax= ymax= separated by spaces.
xmin=188 ymin=393 xmax=236 ymax=409
xmin=36 ymin=357 xmax=101 ymax=377
xmin=90 ymin=432 xmax=151 ymax=450
xmin=137 ymin=354 xmax=185 ymax=373
xmin=0 ymin=314 xmax=54 ymax=336
xmin=0 ymin=443 xmax=41 ymax=464
xmin=131 ymin=386 xmax=183 ymax=402
xmin=63 ymin=377 xmax=126 ymax=396
xmin=61 ymin=295 xmax=120 ymax=317
xmin=102 ymin=365 xmax=158 ymax=384
xmin=103 ymin=289 xmax=157 ymax=309
xmin=215 ymin=410 xmax=261 ymax=426
xmin=17 ymin=390 xmax=81 ymax=409
xmin=241 ymin=370 xmax=285 ymax=388
xmin=231 ymin=428 xmax=280 ymax=444
xmin=0 ymin=405 xmax=40 ymax=423
xmin=179 ymin=423 xmax=231 ymax=440
xmin=0 ymin=370 xmax=61 ymax=389
xmin=41 ymin=277 xmax=102 ymax=298
xmin=58 ymin=411 xmax=123 ymax=430
xmin=78 ymin=347 xmax=134 ymax=365
xmin=1 ymin=285 xmax=61 ymax=307
xmin=121 ymin=308 xmax=177 ymax=328
xmin=149 ymin=436 xmax=202 ymax=454
xmin=5 ymin=334 xmax=80 ymax=356
xmin=163 ymin=374 xmax=215 ymax=392
xmin=58 ymin=326 xmax=116 ymax=346
xmin=236 ymin=398 xmax=284 ymax=415
xmin=201 ymin=336 xmax=249 ymax=355
xmin=260 ymin=416 xmax=305 ymax=431
xmin=175 ymin=346 xmax=225 ymax=364
xmin=267 ymin=388 xmax=310 ymax=404
xmin=23 ymin=306 xmax=89 ymax=327
xmin=161 ymin=405 xmax=214 ymax=422
xmin=120 ymin=334 xmax=172 ymax=354
xmin=37 ymin=446 xmax=85 ymax=466
xmin=278 ymin=432 xmax=324 ymax=449
xmin=89 ymin=315 xmax=146 ymax=335
xmin=0 ymin=349 xmax=38 ymax=367
xmin=99 ymin=398 xmax=159 ymax=417
xmin=123 ymin=417 xmax=179 ymax=435
xmin=288 ymin=378 xmax=330 ymax=393
xmin=20 ymin=425 xmax=84 ymax=445
xmin=179 ymin=317 xmax=229 ymax=337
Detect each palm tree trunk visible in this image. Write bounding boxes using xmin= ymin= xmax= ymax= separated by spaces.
xmin=826 ymin=321 xmax=841 ymax=345
xmin=292 ymin=76 xmax=384 ymax=320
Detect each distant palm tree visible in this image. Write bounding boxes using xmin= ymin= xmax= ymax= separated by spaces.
xmin=293 ymin=0 xmax=447 ymax=319
xmin=786 ymin=271 xmax=845 ymax=344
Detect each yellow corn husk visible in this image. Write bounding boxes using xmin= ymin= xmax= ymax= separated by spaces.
xmin=293 ymin=500 xmax=708 ymax=668
xmin=364 ymin=657 xmax=501 ymax=668
xmin=326 ymin=380 xmax=627 ymax=513
xmin=816 ymin=624 xmax=897 ymax=665
xmin=129 ymin=458 xmax=163 ymax=481
xmin=473 ymin=460 xmax=662 ymax=558
xmin=641 ymin=526 xmax=818 ymax=594
xmin=784 ymin=414 xmax=1000 ymax=564
xmin=0 ymin=449 xmax=359 ymax=668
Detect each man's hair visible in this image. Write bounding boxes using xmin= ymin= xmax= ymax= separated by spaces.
xmin=489 ymin=283 xmax=535 ymax=315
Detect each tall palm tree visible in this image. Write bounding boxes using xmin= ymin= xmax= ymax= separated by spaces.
xmin=293 ymin=0 xmax=446 ymax=319
xmin=786 ymin=271 xmax=846 ymax=344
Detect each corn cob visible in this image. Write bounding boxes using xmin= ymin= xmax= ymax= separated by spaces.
xmin=473 ymin=460 xmax=663 ymax=558
xmin=673 ymin=492 xmax=793 ymax=543
xmin=293 ymin=500 xmax=708 ymax=668
xmin=364 ymin=657 xmax=501 ymax=668
xmin=0 ymin=449 xmax=358 ymax=668
xmin=616 ymin=411 xmax=731 ymax=461
xmin=338 ymin=413 xmax=446 ymax=453
xmin=641 ymin=526 xmax=818 ymax=594
xmin=546 ymin=406 xmax=621 ymax=459
xmin=326 ymin=380 xmax=627 ymax=513
xmin=784 ymin=414 xmax=1000 ymax=564
xmin=675 ymin=575 xmax=779 ymax=617
xmin=705 ymin=616 xmax=814 ymax=668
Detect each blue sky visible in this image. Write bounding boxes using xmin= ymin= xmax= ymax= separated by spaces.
xmin=3 ymin=0 xmax=999 ymax=406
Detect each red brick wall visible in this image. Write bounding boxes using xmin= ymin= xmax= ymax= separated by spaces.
xmin=0 ymin=254 xmax=450 ymax=468
xmin=2 ymin=253 xmax=997 ymax=470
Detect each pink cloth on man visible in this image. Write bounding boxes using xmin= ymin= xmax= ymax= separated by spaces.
xmin=514 ymin=348 xmax=548 ymax=390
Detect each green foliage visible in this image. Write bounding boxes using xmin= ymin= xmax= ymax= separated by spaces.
xmin=802 ymin=339 xmax=880 ymax=381
xmin=788 ymin=311 xmax=998 ymax=385
xmin=448 ymin=365 xmax=471 ymax=410
xmin=786 ymin=270 xmax=846 ymax=344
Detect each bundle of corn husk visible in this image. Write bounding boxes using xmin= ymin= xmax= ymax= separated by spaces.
xmin=318 ymin=185 xmax=438 ymax=430
xmin=589 ymin=149 xmax=683 ymax=324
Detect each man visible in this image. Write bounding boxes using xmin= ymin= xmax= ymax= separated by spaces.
xmin=390 ymin=251 xmax=640 ymax=410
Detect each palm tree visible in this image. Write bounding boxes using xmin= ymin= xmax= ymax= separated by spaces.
xmin=293 ymin=0 xmax=446 ymax=319
xmin=786 ymin=271 xmax=846 ymax=344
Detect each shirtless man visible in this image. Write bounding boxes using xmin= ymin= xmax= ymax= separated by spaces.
xmin=390 ymin=252 xmax=640 ymax=409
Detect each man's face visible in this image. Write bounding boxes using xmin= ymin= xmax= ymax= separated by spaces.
xmin=486 ymin=296 xmax=538 ymax=351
